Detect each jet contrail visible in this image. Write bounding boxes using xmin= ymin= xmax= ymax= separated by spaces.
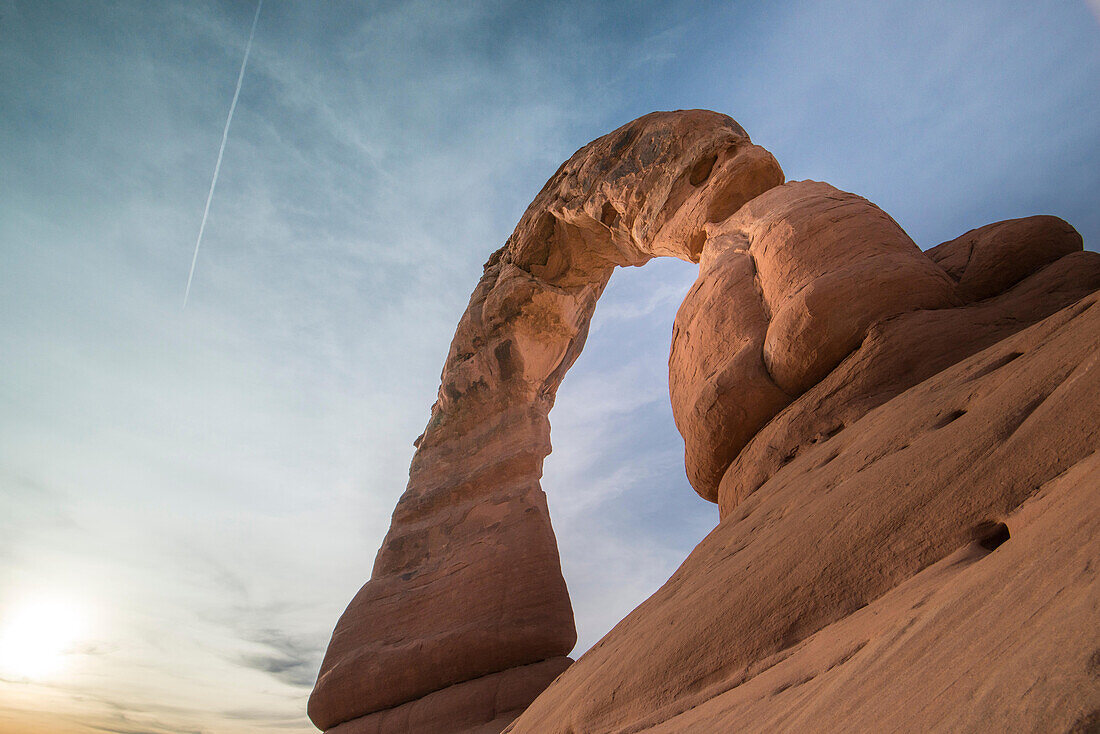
xmin=184 ymin=0 xmax=263 ymax=308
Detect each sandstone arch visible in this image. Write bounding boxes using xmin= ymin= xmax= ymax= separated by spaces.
xmin=310 ymin=109 xmax=1099 ymax=734
xmin=308 ymin=110 xmax=784 ymax=733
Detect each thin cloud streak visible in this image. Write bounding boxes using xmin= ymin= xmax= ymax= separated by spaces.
xmin=183 ymin=0 xmax=263 ymax=308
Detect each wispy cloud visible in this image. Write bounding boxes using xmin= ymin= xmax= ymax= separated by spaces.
xmin=236 ymin=628 xmax=321 ymax=688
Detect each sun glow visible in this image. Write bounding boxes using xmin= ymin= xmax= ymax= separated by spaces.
xmin=0 ymin=597 xmax=85 ymax=680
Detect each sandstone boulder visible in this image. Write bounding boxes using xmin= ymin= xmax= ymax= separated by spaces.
xmin=670 ymin=181 xmax=961 ymax=501
xmin=733 ymin=182 xmax=960 ymax=395
xmin=926 ymin=214 xmax=1082 ymax=302
xmin=668 ymin=233 xmax=789 ymax=501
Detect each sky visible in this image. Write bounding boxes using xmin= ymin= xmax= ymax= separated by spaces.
xmin=1 ymin=1 xmax=1098 ymax=732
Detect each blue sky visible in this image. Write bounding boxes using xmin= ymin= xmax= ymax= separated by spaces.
xmin=1 ymin=1 xmax=1097 ymax=732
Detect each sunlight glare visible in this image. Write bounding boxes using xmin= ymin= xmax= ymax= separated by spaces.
xmin=0 ymin=597 xmax=85 ymax=680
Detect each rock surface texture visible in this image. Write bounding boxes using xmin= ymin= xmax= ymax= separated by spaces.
xmin=313 ymin=110 xmax=1099 ymax=733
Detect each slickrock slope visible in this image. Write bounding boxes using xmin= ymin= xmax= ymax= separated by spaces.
xmin=512 ymin=288 xmax=1100 ymax=732
xmin=509 ymin=196 xmax=1100 ymax=730
xmin=310 ymin=111 xmax=784 ymax=733
xmin=314 ymin=109 xmax=1099 ymax=733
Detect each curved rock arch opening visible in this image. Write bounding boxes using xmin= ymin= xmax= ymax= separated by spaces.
xmin=308 ymin=110 xmax=786 ymax=732
xmin=308 ymin=109 xmax=1100 ymax=734
xmin=537 ymin=256 xmax=715 ymax=655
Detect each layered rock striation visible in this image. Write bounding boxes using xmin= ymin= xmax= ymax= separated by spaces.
xmin=313 ymin=109 xmax=1099 ymax=733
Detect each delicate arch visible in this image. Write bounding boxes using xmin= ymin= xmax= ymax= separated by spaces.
xmin=308 ymin=110 xmax=785 ymax=732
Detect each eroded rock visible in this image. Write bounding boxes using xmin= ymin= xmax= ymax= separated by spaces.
xmin=670 ymin=181 xmax=963 ymax=500
xmin=510 ymin=291 xmax=1100 ymax=733
xmin=926 ymin=214 xmax=1082 ymax=302
xmin=310 ymin=110 xmax=784 ymax=732
xmin=718 ymin=248 xmax=1100 ymax=513
xmin=327 ymin=658 xmax=572 ymax=734
xmin=314 ymin=109 xmax=1097 ymax=734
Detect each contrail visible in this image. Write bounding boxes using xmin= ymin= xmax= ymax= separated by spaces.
xmin=184 ymin=0 xmax=263 ymax=308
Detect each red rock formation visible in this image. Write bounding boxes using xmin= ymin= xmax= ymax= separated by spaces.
xmin=310 ymin=111 xmax=783 ymax=733
xmin=511 ymin=286 xmax=1100 ymax=732
xmin=670 ymin=181 xmax=961 ymax=500
xmin=508 ymin=166 xmax=1099 ymax=732
xmin=926 ymin=214 xmax=1083 ymax=301
xmin=326 ymin=659 xmax=571 ymax=734
xmin=314 ymin=109 xmax=1099 ymax=733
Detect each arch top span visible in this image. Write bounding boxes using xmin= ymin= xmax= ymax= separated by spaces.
xmin=308 ymin=110 xmax=784 ymax=733
xmin=499 ymin=109 xmax=782 ymax=278
xmin=424 ymin=110 xmax=783 ymax=448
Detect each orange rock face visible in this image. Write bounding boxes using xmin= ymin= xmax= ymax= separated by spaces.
xmin=511 ymin=248 xmax=1100 ymax=733
xmin=926 ymin=214 xmax=1083 ymax=301
xmin=326 ymin=658 xmax=572 ymax=734
xmin=670 ymin=181 xmax=961 ymax=500
xmin=313 ymin=109 xmax=1099 ymax=733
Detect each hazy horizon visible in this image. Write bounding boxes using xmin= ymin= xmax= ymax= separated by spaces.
xmin=2 ymin=1 xmax=1099 ymax=732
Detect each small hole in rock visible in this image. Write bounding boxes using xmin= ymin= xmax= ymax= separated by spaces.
xmin=689 ymin=153 xmax=718 ymax=186
xmin=817 ymin=450 xmax=840 ymax=469
xmin=1086 ymin=649 xmax=1100 ymax=678
xmin=1066 ymin=708 xmax=1100 ymax=734
xmin=975 ymin=521 xmax=1010 ymax=552
xmin=687 ymin=229 xmax=707 ymax=262
xmin=971 ymin=351 xmax=1023 ymax=381
xmin=600 ymin=201 xmax=620 ymax=228
xmin=934 ymin=408 xmax=967 ymax=429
